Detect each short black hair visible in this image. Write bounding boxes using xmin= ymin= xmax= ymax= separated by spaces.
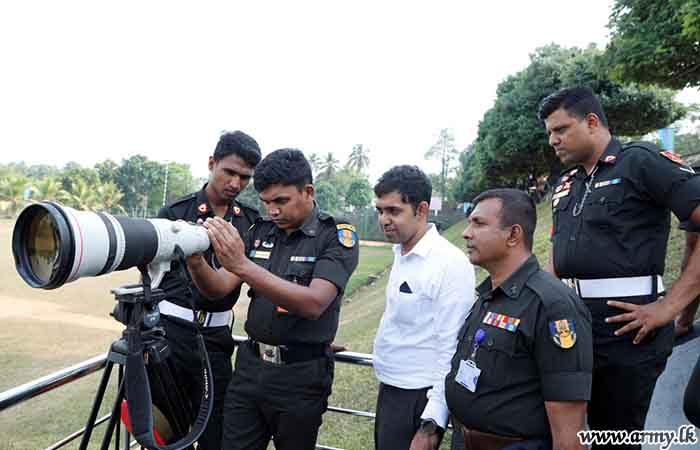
xmin=253 ymin=148 xmax=313 ymax=193
xmin=538 ymin=86 xmax=609 ymax=128
xmin=472 ymin=188 xmax=536 ymax=251
xmin=374 ymin=165 xmax=432 ymax=212
xmin=213 ymin=131 xmax=261 ymax=167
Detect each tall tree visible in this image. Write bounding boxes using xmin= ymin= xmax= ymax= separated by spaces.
xmin=425 ymin=129 xmax=458 ymax=198
xmin=319 ymin=152 xmax=340 ymax=180
xmin=345 ymin=178 xmax=373 ymax=210
xmin=604 ymin=0 xmax=700 ymax=89
xmin=314 ymin=180 xmax=342 ymax=213
xmin=63 ymin=178 xmax=99 ymax=210
xmin=307 ymin=153 xmax=322 ymax=178
xmin=95 ymin=181 xmax=127 ymax=214
xmin=463 ymin=44 xmax=686 ymax=193
xmin=346 ymin=144 xmax=370 ymax=174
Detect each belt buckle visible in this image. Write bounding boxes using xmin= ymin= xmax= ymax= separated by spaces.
xmin=259 ymin=343 xmax=283 ymax=364
xmin=196 ymin=311 xmax=207 ymax=327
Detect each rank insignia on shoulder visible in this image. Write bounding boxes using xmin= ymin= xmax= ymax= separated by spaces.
xmin=249 ymin=250 xmax=271 ymax=260
xmin=198 ymin=203 xmax=208 ymax=214
xmin=233 ymin=206 xmax=241 ymax=216
xmin=660 ymin=151 xmax=686 ymax=166
xmin=336 ymin=224 xmax=357 ymax=248
xmin=549 ymin=319 xmax=576 ymax=349
xmin=482 ymin=312 xmax=520 ymax=332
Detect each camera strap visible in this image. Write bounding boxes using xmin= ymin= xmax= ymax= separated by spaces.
xmin=125 ymin=269 xmax=214 ymax=450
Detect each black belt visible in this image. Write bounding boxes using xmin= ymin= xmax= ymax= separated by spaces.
xmin=249 ymin=340 xmax=329 ymax=365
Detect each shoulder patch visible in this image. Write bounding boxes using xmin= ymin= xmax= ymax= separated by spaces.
xmin=235 ymin=200 xmax=260 ymax=214
xmin=549 ymin=319 xmax=577 ymax=349
xmin=336 ymin=223 xmax=357 ymax=248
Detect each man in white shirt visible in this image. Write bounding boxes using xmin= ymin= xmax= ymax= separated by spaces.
xmin=372 ymin=165 xmax=476 ymax=450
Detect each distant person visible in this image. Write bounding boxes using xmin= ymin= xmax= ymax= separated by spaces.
xmin=156 ymin=131 xmax=261 ymax=449
xmin=446 ymin=188 xmax=592 ymax=450
xmin=372 ymin=165 xmax=475 ymax=450
xmin=540 ymin=87 xmax=700 ymax=450
xmin=186 ymin=149 xmax=359 ymax=450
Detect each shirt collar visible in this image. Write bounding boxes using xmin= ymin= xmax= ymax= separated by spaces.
xmin=598 ymin=137 xmax=622 ymax=166
xmin=195 ymin=183 xmax=237 ymax=219
xmin=298 ymin=206 xmax=321 ymax=237
xmin=394 ymin=224 xmax=438 ymax=258
xmin=476 ymin=254 xmax=540 ymax=300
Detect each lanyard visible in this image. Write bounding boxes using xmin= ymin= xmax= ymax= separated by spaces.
xmin=469 ymin=328 xmax=486 ymax=360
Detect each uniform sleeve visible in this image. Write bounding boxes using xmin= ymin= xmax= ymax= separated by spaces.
xmin=634 ymin=149 xmax=700 ymax=221
xmin=312 ymin=224 xmax=359 ymax=294
xmin=420 ymin=251 xmax=476 ymax=429
xmin=157 ymin=205 xmax=172 ymax=220
xmin=534 ymin=292 xmax=593 ymax=401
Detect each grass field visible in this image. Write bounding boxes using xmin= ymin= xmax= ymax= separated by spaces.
xmin=0 ymin=204 xmax=689 ymax=450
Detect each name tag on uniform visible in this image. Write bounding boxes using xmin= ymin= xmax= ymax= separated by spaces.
xmin=249 ymin=250 xmax=271 ymax=260
xmin=456 ymin=360 xmax=481 ymax=393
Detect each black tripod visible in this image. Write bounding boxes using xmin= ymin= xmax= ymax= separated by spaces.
xmin=78 ymin=266 xmax=193 ymax=450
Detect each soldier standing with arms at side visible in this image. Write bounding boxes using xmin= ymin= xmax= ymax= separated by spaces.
xmin=186 ymin=149 xmax=359 ymax=450
xmin=157 ymin=131 xmax=261 ymax=449
xmin=541 ymin=87 xmax=700 ymax=450
xmin=446 ymin=188 xmax=592 ymax=450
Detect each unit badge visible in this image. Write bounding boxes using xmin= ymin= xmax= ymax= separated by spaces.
xmin=197 ymin=203 xmax=208 ymax=214
xmin=336 ymin=224 xmax=357 ymax=248
xmin=549 ymin=319 xmax=577 ymax=349
xmin=233 ymin=206 xmax=241 ymax=216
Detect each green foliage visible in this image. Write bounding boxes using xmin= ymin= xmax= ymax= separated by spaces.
xmin=318 ymin=152 xmax=340 ymax=180
xmin=456 ymin=44 xmax=686 ymax=198
xmin=315 ymin=180 xmax=342 ymax=213
xmin=675 ymin=132 xmax=700 ymax=157
xmin=345 ymin=178 xmax=373 ymax=210
xmin=605 ymin=0 xmax=700 ymax=89
xmin=0 ymin=175 xmax=32 ymax=216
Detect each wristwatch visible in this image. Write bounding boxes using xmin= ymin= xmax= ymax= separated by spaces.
xmin=418 ymin=419 xmax=443 ymax=435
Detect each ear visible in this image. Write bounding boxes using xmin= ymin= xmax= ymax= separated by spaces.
xmin=304 ymin=184 xmax=315 ymax=200
xmin=208 ymin=156 xmax=215 ymax=172
xmin=416 ymin=201 xmax=430 ymax=218
xmin=585 ymin=113 xmax=601 ymax=132
xmin=506 ymin=224 xmax=524 ymax=248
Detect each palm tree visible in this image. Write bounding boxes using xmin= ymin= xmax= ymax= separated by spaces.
xmin=307 ymin=153 xmax=322 ymax=178
xmin=96 ymin=181 xmax=126 ymax=214
xmin=0 ymin=175 xmax=32 ymax=216
xmin=319 ymin=152 xmax=340 ymax=180
xmin=63 ymin=178 xmax=99 ymax=211
xmin=31 ymin=178 xmax=68 ymax=203
xmin=346 ymin=144 xmax=370 ymax=174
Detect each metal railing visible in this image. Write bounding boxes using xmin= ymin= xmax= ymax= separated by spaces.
xmin=0 ymin=335 xmax=376 ymax=450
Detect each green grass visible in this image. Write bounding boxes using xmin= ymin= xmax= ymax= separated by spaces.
xmin=0 ymin=208 xmax=691 ymax=450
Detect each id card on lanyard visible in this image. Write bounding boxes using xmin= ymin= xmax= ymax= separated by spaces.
xmin=456 ymin=328 xmax=486 ymax=393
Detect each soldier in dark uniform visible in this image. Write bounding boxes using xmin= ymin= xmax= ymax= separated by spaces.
xmin=186 ymin=148 xmax=359 ymax=450
xmin=675 ymin=217 xmax=700 ymax=337
xmin=539 ymin=87 xmax=700 ymax=450
xmin=157 ymin=131 xmax=261 ymax=449
xmin=446 ymin=188 xmax=592 ymax=450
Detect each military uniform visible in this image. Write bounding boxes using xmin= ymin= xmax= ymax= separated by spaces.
xmin=221 ymin=207 xmax=359 ymax=450
xmin=156 ymin=185 xmax=259 ymax=450
xmin=445 ymin=255 xmax=592 ymax=449
xmin=550 ymin=138 xmax=700 ymax=449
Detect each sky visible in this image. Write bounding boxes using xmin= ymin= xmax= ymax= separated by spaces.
xmin=1 ymin=0 xmax=698 ymax=183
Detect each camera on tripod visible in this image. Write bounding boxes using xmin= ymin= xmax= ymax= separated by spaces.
xmin=11 ymin=202 xmax=216 ymax=450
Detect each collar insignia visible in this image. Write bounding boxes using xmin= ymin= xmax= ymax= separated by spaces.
xmin=197 ymin=203 xmax=208 ymax=214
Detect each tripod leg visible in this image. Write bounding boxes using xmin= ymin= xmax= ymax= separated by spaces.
xmin=79 ymin=361 xmax=115 ymax=450
xmin=100 ymin=374 xmax=126 ymax=450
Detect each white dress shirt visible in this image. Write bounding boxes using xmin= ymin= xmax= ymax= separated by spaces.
xmin=373 ymin=224 xmax=476 ymax=428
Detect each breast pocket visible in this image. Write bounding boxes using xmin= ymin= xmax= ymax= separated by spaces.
xmin=285 ymin=262 xmax=314 ymax=286
xmin=584 ymin=186 xmax=625 ymax=229
xmin=476 ymin=329 xmax=518 ymax=388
